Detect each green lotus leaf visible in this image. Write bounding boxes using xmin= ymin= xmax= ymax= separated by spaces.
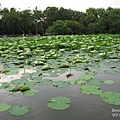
xmin=49 ymin=72 xmax=59 ymax=77
xmin=8 ymin=105 xmax=30 ymax=116
xmin=59 ymin=64 xmax=70 ymax=68
xmin=103 ymin=70 xmax=118 ymax=74
xmin=75 ymin=80 xmax=86 ymax=85
xmin=0 ymin=104 xmax=11 ymax=112
xmin=104 ymin=80 xmax=114 ymax=84
xmin=80 ymin=75 xmax=95 ymax=81
xmin=20 ymin=86 xmax=30 ymax=92
xmin=5 ymin=70 xmax=18 ymax=75
xmin=23 ymin=89 xmax=39 ymax=96
xmin=87 ymin=79 xmax=103 ymax=86
xmin=100 ymin=92 xmax=120 ymax=105
xmin=25 ymin=81 xmax=37 ymax=87
xmin=31 ymin=76 xmax=42 ymax=81
xmin=47 ymin=97 xmax=71 ymax=110
xmin=39 ymin=79 xmax=53 ymax=85
xmin=5 ymin=85 xmax=15 ymax=91
xmin=22 ymin=72 xmax=30 ymax=76
xmin=52 ymin=81 xmax=70 ymax=88
xmin=80 ymin=85 xmax=102 ymax=95
xmin=11 ymin=86 xmax=20 ymax=92
xmin=10 ymin=79 xmax=28 ymax=85
xmin=56 ymin=68 xmax=68 ymax=74
xmin=42 ymin=64 xmax=53 ymax=70
xmin=30 ymin=72 xmax=42 ymax=77
xmin=0 ymin=82 xmax=10 ymax=89
xmin=68 ymin=80 xmax=77 ymax=85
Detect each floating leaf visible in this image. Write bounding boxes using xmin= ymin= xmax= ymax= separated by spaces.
xmin=100 ymin=92 xmax=120 ymax=105
xmin=10 ymin=79 xmax=28 ymax=85
xmin=42 ymin=64 xmax=53 ymax=70
xmin=23 ymin=89 xmax=39 ymax=96
xmin=49 ymin=72 xmax=59 ymax=77
xmin=25 ymin=81 xmax=36 ymax=87
xmin=20 ymin=86 xmax=30 ymax=92
xmin=87 ymin=79 xmax=103 ymax=86
xmin=104 ymin=80 xmax=114 ymax=84
xmin=52 ymin=81 xmax=70 ymax=88
xmin=75 ymin=80 xmax=86 ymax=85
xmin=0 ymin=104 xmax=11 ymax=112
xmin=80 ymin=85 xmax=102 ymax=95
xmin=30 ymin=72 xmax=42 ymax=77
xmin=59 ymin=64 xmax=70 ymax=68
xmin=5 ymin=70 xmax=18 ymax=75
xmin=8 ymin=105 xmax=30 ymax=116
xmin=56 ymin=68 xmax=68 ymax=74
xmin=0 ymin=82 xmax=10 ymax=89
xmin=39 ymin=79 xmax=53 ymax=85
xmin=103 ymin=70 xmax=118 ymax=74
xmin=11 ymin=86 xmax=20 ymax=92
xmin=31 ymin=76 xmax=42 ymax=81
xmin=68 ymin=80 xmax=77 ymax=85
xmin=47 ymin=97 xmax=71 ymax=110
xmin=80 ymin=75 xmax=95 ymax=81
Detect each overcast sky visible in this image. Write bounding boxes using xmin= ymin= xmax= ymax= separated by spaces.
xmin=0 ymin=0 xmax=120 ymax=12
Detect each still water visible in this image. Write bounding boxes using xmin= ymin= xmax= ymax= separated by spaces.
xmin=0 ymin=67 xmax=120 ymax=120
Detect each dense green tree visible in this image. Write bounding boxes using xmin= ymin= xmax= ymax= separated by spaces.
xmin=46 ymin=20 xmax=83 ymax=35
xmin=0 ymin=6 xmax=120 ymax=35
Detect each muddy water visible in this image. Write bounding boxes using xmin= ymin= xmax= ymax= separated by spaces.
xmin=0 ymin=67 xmax=120 ymax=120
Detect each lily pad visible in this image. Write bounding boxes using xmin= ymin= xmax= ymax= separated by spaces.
xmin=25 ymin=81 xmax=37 ymax=87
xmin=23 ymin=89 xmax=39 ymax=96
xmin=39 ymin=79 xmax=53 ymax=85
xmin=75 ymin=80 xmax=86 ymax=85
xmin=80 ymin=85 xmax=102 ymax=95
xmin=49 ymin=72 xmax=59 ymax=77
xmin=8 ymin=105 xmax=30 ymax=116
xmin=59 ymin=64 xmax=70 ymax=68
xmin=30 ymin=72 xmax=42 ymax=77
xmin=0 ymin=104 xmax=11 ymax=112
xmin=47 ymin=97 xmax=71 ymax=110
xmin=52 ymin=81 xmax=70 ymax=88
xmin=80 ymin=75 xmax=95 ymax=81
xmin=10 ymin=79 xmax=28 ymax=85
xmin=104 ymin=80 xmax=114 ymax=84
xmin=0 ymin=82 xmax=10 ymax=89
xmin=42 ymin=64 xmax=53 ymax=70
xmin=103 ymin=70 xmax=118 ymax=74
xmin=68 ymin=80 xmax=77 ymax=85
xmin=5 ymin=85 xmax=15 ymax=91
xmin=100 ymin=92 xmax=120 ymax=105
xmin=87 ymin=79 xmax=103 ymax=86
xmin=5 ymin=70 xmax=18 ymax=75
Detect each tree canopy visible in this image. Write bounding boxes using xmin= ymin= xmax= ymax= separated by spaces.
xmin=0 ymin=6 xmax=120 ymax=36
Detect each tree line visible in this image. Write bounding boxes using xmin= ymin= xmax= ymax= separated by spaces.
xmin=0 ymin=6 xmax=120 ymax=36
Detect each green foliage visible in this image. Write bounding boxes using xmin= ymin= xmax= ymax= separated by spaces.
xmin=0 ymin=104 xmax=11 ymax=112
xmin=8 ymin=105 xmax=30 ymax=116
xmin=47 ymin=97 xmax=71 ymax=110
xmin=11 ymin=86 xmax=30 ymax=92
xmin=104 ymin=80 xmax=114 ymax=84
xmin=0 ymin=82 xmax=10 ymax=89
xmin=10 ymin=79 xmax=28 ymax=85
xmin=52 ymin=81 xmax=70 ymax=88
xmin=23 ymin=89 xmax=39 ymax=96
xmin=100 ymin=92 xmax=120 ymax=105
xmin=46 ymin=20 xmax=83 ymax=35
xmin=80 ymin=85 xmax=102 ymax=95
xmin=103 ymin=70 xmax=118 ymax=74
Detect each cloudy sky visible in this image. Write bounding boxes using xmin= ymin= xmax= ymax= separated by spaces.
xmin=0 ymin=0 xmax=120 ymax=11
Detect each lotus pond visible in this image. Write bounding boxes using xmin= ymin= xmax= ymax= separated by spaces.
xmin=0 ymin=34 xmax=120 ymax=120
